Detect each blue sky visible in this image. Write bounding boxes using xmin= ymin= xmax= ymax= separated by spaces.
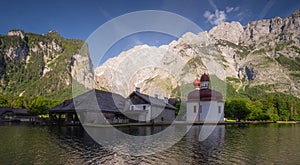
xmin=1 ymin=0 xmax=300 ymax=65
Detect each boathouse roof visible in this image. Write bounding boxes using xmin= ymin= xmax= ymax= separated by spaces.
xmin=0 ymin=107 xmax=28 ymax=116
xmin=49 ymin=89 xmax=128 ymax=113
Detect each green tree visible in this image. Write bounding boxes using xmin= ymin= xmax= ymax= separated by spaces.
xmin=0 ymin=95 xmax=8 ymax=107
xmin=25 ymin=96 xmax=61 ymax=115
xmin=225 ymin=99 xmax=251 ymax=122
xmin=248 ymin=100 xmax=265 ymax=121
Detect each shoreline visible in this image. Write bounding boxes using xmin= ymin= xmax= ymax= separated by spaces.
xmin=1 ymin=120 xmax=299 ymax=127
xmin=82 ymin=121 xmax=280 ymax=128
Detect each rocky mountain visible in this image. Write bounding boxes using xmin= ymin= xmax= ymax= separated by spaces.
xmin=94 ymin=10 xmax=300 ymax=99
xmin=0 ymin=30 xmax=93 ymax=100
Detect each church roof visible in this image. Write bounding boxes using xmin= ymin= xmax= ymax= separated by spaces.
xmin=187 ymin=88 xmax=223 ymax=102
xmin=200 ymin=73 xmax=210 ymax=82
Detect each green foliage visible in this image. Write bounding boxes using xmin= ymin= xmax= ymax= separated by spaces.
xmin=275 ymin=54 xmax=300 ymax=71
xmin=25 ymin=96 xmax=61 ymax=115
xmin=225 ymin=91 xmax=300 ymax=122
xmin=291 ymin=45 xmax=300 ymax=54
xmin=237 ymin=50 xmax=251 ymax=58
xmin=275 ymin=40 xmax=294 ymax=51
xmin=216 ymin=40 xmax=251 ymax=58
xmin=0 ymin=30 xmax=85 ymax=100
xmin=290 ymin=72 xmax=300 ymax=79
xmin=252 ymin=48 xmax=266 ymax=55
xmin=0 ymin=95 xmax=8 ymax=107
xmin=225 ymin=99 xmax=251 ymax=122
xmin=0 ymin=94 xmax=61 ymax=115
xmin=226 ymin=77 xmax=240 ymax=83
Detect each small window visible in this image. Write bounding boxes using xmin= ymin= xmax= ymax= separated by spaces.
xmin=131 ymin=105 xmax=134 ymax=111
xmin=218 ymin=106 xmax=221 ymax=113
xmin=194 ymin=105 xmax=197 ymax=113
xmin=143 ymin=105 xmax=146 ymax=110
xmin=199 ymin=105 xmax=202 ymax=113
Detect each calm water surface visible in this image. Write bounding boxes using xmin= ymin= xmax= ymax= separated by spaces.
xmin=0 ymin=123 xmax=300 ymax=165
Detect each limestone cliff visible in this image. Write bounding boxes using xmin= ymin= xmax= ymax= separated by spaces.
xmin=0 ymin=30 xmax=92 ymax=99
xmin=94 ymin=10 xmax=300 ymax=98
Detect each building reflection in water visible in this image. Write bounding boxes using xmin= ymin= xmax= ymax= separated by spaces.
xmin=48 ymin=125 xmax=225 ymax=164
xmin=185 ymin=125 xmax=225 ymax=164
xmin=84 ymin=124 xmax=187 ymax=155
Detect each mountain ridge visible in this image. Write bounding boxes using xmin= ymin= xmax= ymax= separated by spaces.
xmin=0 ymin=29 xmax=92 ymax=100
xmin=94 ymin=10 xmax=300 ymax=99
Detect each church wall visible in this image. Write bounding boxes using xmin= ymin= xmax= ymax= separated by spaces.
xmin=218 ymin=101 xmax=225 ymax=122
xmin=186 ymin=101 xmax=200 ymax=122
xmin=199 ymin=101 xmax=224 ymax=122
xmin=186 ymin=101 xmax=224 ymax=123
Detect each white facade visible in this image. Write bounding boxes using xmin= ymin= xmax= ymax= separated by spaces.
xmin=128 ymin=103 xmax=175 ymax=123
xmin=186 ymin=100 xmax=224 ymax=123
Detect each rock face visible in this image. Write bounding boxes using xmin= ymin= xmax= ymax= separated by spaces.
xmin=69 ymin=54 xmax=94 ymax=89
xmin=0 ymin=30 xmax=92 ymax=99
xmin=8 ymin=30 xmax=25 ymax=40
xmin=94 ymin=10 xmax=300 ymax=98
xmin=209 ymin=22 xmax=244 ymax=44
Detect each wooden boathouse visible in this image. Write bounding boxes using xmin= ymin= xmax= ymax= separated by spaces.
xmin=49 ymin=89 xmax=130 ymax=125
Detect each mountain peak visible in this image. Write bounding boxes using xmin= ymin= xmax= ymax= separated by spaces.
xmin=291 ymin=9 xmax=300 ymax=17
xmin=94 ymin=11 xmax=300 ymax=98
xmin=48 ymin=30 xmax=59 ymax=34
xmin=7 ymin=29 xmax=25 ymax=39
xmin=209 ymin=21 xmax=243 ymax=44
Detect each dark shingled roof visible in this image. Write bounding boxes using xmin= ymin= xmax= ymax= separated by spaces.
xmin=128 ymin=91 xmax=177 ymax=110
xmin=200 ymin=73 xmax=210 ymax=82
xmin=49 ymin=99 xmax=75 ymax=113
xmin=0 ymin=107 xmax=28 ymax=116
xmin=187 ymin=88 xmax=223 ymax=102
xmin=49 ymin=89 xmax=128 ymax=113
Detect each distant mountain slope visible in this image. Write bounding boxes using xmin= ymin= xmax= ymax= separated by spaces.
xmin=1 ymin=10 xmax=300 ymax=101
xmin=94 ymin=10 xmax=300 ymax=99
xmin=0 ymin=30 xmax=92 ymax=100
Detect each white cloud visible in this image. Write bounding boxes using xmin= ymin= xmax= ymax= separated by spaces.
xmin=226 ymin=7 xmax=234 ymax=13
xmin=208 ymin=0 xmax=218 ymax=10
xmin=226 ymin=6 xmax=240 ymax=13
xmin=205 ymin=0 xmax=240 ymax=25
xmin=203 ymin=9 xmax=227 ymax=25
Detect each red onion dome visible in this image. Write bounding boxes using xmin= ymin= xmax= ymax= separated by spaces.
xmin=200 ymin=73 xmax=210 ymax=82
xmin=194 ymin=78 xmax=201 ymax=88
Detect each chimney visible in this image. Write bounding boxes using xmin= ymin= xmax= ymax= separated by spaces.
xmin=164 ymin=97 xmax=168 ymax=104
xmin=154 ymin=94 xmax=158 ymax=98
xmin=135 ymin=87 xmax=140 ymax=93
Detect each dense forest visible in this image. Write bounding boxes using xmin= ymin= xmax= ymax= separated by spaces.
xmin=0 ymin=95 xmax=61 ymax=115
xmin=224 ymin=83 xmax=300 ymax=121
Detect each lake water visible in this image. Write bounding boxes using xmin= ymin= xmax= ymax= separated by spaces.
xmin=0 ymin=123 xmax=300 ymax=164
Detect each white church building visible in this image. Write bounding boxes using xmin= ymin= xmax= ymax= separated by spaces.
xmin=186 ymin=74 xmax=224 ymax=123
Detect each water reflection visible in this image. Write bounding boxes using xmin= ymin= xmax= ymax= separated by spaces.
xmin=183 ymin=125 xmax=225 ymax=164
xmin=84 ymin=124 xmax=187 ymax=155
xmin=1 ymin=124 xmax=300 ymax=164
xmin=46 ymin=125 xmax=226 ymax=163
